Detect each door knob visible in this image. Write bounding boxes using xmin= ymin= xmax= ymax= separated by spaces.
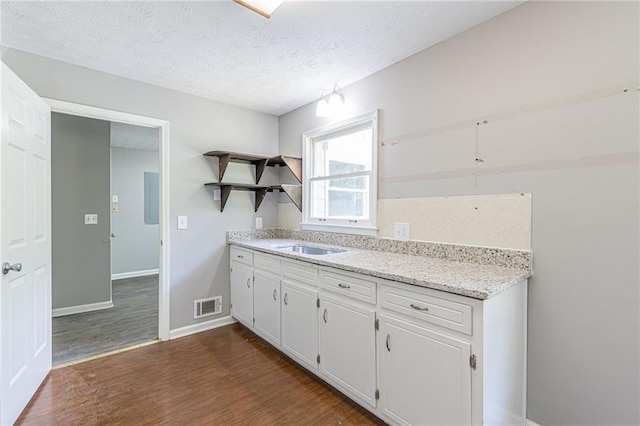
xmin=2 ymin=262 xmax=22 ymax=275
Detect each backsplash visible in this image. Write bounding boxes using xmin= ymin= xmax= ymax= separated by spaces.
xmin=227 ymin=229 xmax=532 ymax=271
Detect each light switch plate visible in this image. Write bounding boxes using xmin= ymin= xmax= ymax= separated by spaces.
xmin=112 ymin=195 xmax=119 ymax=203
xmin=84 ymin=214 xmax=98 ymax=225
xmin=177 ymin=216 xmax=188 ymax=230
xmin=394 ymin=222 xmax=410 ymax=241
xmin=255 ymin=217 xmax=263 ymax=229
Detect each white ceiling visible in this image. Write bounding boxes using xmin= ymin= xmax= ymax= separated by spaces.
xmin=111 ymin=122 xmax=159 ymax=152
xmin=1 ymin=1 xmax=523 ymax=116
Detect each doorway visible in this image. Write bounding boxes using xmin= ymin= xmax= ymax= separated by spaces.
xmin=45 ymin=100 xmax=170 ymax=365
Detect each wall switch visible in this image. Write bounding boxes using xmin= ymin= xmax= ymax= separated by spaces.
xmin=112 ymin=195 xmax=119 ymax=203
xmin=84 ymin=214 xmax=98 ymax=225
xmin=177 ymin=216 xmax=188 ymax=230
xmin=394 ymin=222 xmax=410 ymax=241
xmin=255 ymin=217 xmax=263 ymax=229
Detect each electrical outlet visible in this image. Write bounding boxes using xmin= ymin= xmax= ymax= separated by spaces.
xmin=112 ymin=195 xmax=119 ymax=203
xmin=84 ymin=214 xmax=98 ymax=225
xmin=112 ymin=204 xmax=119 ymax=213
xmin=393 ymin=223 xmax=410 ymax=241
xmin=177 ymin=216 xmax=188 ymax=230
xmin=255 ymin=217 xmax=263 ymax=229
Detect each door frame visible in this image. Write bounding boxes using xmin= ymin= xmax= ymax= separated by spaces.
xmin=44 ymin=98 xmax=171 ymax=341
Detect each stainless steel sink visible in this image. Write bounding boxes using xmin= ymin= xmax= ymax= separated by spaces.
xmin=274 ymin=244 xmax=347 ymax=255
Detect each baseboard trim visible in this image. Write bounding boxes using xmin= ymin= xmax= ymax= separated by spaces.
xmin=52 ymin=300 xmax=114 ymax=317
xmin=112 ymin=269 xmax=159 ymax=280
xmin=527 ymin=419 xmax=542 ymax=426
xmin=169 ymin=316 xmax=237 ymax=340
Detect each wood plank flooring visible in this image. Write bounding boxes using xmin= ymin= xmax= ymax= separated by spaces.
xmin=18 ymin=323 xmax=384 ymax=425
xmin=53 ymin=275 xmax=158 ymax=366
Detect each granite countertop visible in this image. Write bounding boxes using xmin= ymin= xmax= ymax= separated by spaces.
xmin=228 ymin=237 xmax=531 ymax=300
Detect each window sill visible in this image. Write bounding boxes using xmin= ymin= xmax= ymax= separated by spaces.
xmin=301 ymin=222 xmax=378 ymax=236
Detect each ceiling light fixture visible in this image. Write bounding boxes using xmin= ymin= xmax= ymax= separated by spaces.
xmin=233 ymin=0 xmax=284 ymax=19
xmin=316 ymin=85 xmax=345 ymax=117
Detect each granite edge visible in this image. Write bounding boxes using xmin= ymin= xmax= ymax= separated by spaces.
xmin=226 ymin=228 xmax=532 ymax=271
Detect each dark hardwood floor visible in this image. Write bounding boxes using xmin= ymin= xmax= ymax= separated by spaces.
xmin=53 ymin=275 xmax=158 ymax=366
xmin=18 ymin=323 xmax=384 ymax=425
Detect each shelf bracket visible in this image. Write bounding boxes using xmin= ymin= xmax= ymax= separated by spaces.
xmin=281 ymin=156 xmax=302 ymax=183
xmin=218 ymin=154 xmax=231 ymax=183
xmin=220 ymin=185 xmax=232 ymax=212
xmin=254 ymin=159 xmax=268 ymax=184
xmin=254 ymin=187 xmax=268 ymax=212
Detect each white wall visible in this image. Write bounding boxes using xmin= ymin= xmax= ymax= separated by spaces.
xmin=2 ymin=48 xmax=280 ymax=331
xmin=279 ymin=2 xmax=639 ymax=425
xmin=110 ymin=146 xmax=160 ymax=277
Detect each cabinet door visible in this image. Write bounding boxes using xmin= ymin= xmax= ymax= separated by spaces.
xmin=378 ymin=314 xmax=471 ymax=426
xmin=253 ymin=270 xmax=281 ymax=345
xmin=231 ymin=261 xmax=253 ymax=327
xmin=281 ymin=279 xmax=317 ymax=370
xmin=319 ymin=294 xmax=376 ymax=408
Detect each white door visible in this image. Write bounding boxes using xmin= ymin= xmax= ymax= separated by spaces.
xmin=230 ymin=261 xmax=253 ymax=327
xmin=319 ymin=293 xmax=376 ymax=408
xmin=253 ymin=270 xmax=280 ymax=345
xmin=281 ymin=279 xmax=317 ymax=370
xmin=0 ymin=63 xmax=52 ymax=425
xmin=378 ymin=314 xmax=471 ymax=426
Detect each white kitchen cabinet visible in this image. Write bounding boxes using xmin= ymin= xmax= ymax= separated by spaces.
xmin=281 ymin=279 xmax=318 ymax=370
xmin=228 ymin=245 xmax=528 ymax=426
xmin=253 ymin=269 xmax=281 ymax=345
xmin=319 ymin=292 xmax=377 ymax=408
xmin=230 ymin=261 xmax=253 ymax=327
xmin=377 ymin=313 xmax=471 ymax=425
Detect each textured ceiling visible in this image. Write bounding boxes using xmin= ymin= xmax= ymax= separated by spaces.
xmin=111 ymin=122 xmax=159 ymax=152
xmin=1 ymin=1 xmax=523 ymax=116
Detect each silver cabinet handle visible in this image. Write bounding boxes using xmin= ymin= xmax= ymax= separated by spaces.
xmin=2 ymin=262 xmax=22 ymax=275
xmin=237 ymin=255 xmax=244 ymax=259
xmin=410 ymin=303 xmax=429 ymax=312
xmin=246 ymin=278 xmax=251 ymax=288
xmin=386 ymin=334 xmax=391 ymax=352
xmin=338 ymin=283 xmax=350 ymax=289
xmin=284 ymin=293 xmax=288 ymax=305
xmin=323 ymin=308 xmax=328 ymax=323
xmin=273 ymin=289 xmax=277 ymax=301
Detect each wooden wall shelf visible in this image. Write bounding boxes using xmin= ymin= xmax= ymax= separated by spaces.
xmin=204 ymin=150 xmax=302 ymax=212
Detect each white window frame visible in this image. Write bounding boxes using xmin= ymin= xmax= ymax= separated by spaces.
xmin=301 ymin=110 xmax=378 ymax=236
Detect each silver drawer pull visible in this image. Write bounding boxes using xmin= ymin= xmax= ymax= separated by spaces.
xmin=237 ymin=255 xmax=244 ymax=259
xmin=273 ymin=289 xmax=277 ymax=301
xmin=410 ymin=303 xmax=429 ymax=312
xmin=246 ymin=278 xmax=251 ymax=288
xmin=386 ymin=334 xmax=391 ymax=352
xmin=323 ymin=308 xmax=328 ymax=323
xmin=338 ymin=283 xmax=351 ymax=289
xmin=284 ymin=293 xmax=288 ymax=305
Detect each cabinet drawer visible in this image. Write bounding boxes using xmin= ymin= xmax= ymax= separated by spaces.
xmin=230 ymin=247 xmax=253 ymax=266
xmin=282 ymin=260 xmax=317 ymax=285
xmin=380 ymin=285 xmax=472 ymax=335
xmin=254 ymin=252 xmax=281 ymax=274
xmin=321 ymin=270 xmax=376 ymax=305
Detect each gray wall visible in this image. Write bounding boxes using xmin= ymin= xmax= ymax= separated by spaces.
xmin=51 ymin=113 xmax=111 ymax=309
xmin=279 ymin=2 xmax=639 ymax=425
xmin=2 ymin=49 xmax=280 ymax=330
xmin=111 ymin=146 xmax=159 ymax=276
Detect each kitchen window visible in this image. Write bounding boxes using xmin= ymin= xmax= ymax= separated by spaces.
xmin=302 ymin=110 xmax=378 ymax=235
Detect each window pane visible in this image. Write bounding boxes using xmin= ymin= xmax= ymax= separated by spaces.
xmin=328 ymin=191 xmax=364 ymax=217
xmin=328 ymin=176 xmax=366 ymax=189
xmin=310 ymin=176 xmax=369 ymax=219
xmin=312 ymin=128 xmax=372 ymax=178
